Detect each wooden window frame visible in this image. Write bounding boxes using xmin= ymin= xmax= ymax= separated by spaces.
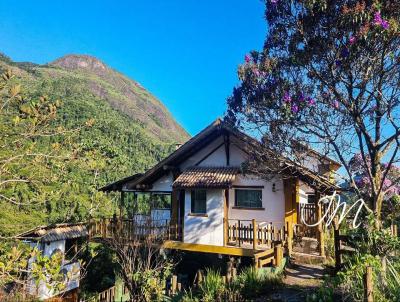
xmin=234 ymin=188 xmax=263 ymax=209
xmin=190 ymin=189 xmax=207 ymax=215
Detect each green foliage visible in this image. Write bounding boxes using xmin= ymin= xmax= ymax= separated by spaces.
xmin=0 ymin=241 xmax=64 ymax=292
xmin=198 ymin=269 xmax=226 ymax=302
xmin=316 ymin=217 xmax=400 ymax=301
xmin=80 ymin=243 xmax=118 ymax=295
xmin=0 ymin=54 xmax=179 ymax=236
xmin=180 ymin=267 xmax=283 ymax=302
xmin=131 ymin=262 xmax=173 ymax=302
xmin=233 ymin=267 xmax=282 ymax=299
xmin=306 ymin=278 xmax=335 ymax=302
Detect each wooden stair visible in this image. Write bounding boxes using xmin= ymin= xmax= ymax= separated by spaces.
xmin=254 ymin=243 xmax=283 ymax=268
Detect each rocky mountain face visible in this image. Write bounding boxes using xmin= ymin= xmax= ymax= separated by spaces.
xmin=49 ymin=54 xmax=189 ymax=143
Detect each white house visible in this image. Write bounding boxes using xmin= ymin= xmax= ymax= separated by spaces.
xmin=100 ymin=118 xmax=340 ymax=265
xmin=17 ymin=223 xmax=87 ymax=301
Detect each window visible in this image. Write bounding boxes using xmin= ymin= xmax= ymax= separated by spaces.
xmin=151 ymin=194 xmax=171 ymax=210
xmin=307 ymin=194 xmax=317 ymax=204
xmin=235 ymin=189 xmax=262 ymax=208
xmin=191 ymin=190 xmax=207 ymax=214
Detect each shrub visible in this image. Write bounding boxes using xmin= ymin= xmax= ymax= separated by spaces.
xmin=233 ymin=267 xmax=282 ymax=299
xmin=198 ymin=269 xmax=226 ymax=302
xmin=179 ymin=265 xmax=283 ymax=301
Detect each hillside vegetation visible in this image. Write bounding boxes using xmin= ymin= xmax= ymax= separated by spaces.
xmin=0 ymin=53 xmax=189 ymax=236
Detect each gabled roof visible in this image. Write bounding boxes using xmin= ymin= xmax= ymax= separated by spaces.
xmin=16 ymin=223 xmax=88 ymax=243
xmin=173 ymin=166 xmax=239 ymax=189
xmin=99 ymin=173 xmax=143 ymax=192
xmin=123 ymin=118 xmax=229 ymax=190
xmin=100 ymin=118 xmax=340 ymax=193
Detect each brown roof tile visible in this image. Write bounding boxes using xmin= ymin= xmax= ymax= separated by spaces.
xmin=173 ymin=166 xmax=239 ymax=189
xmin=17 ymin=223 xmax=88 ymax=242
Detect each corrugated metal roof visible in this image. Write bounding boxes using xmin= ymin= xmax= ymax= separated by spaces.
xmin=173 ymin=166 xmax=239 ymax=189
xmin=17 ymin=223 xmax=88 ymax=242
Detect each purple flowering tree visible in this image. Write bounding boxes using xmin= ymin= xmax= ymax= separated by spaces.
xmin=226 ymin=0 xmax=400 ymax=224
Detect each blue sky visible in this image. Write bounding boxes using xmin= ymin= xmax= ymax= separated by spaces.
xmin=0 ymin=0 xmax=266 ymax=135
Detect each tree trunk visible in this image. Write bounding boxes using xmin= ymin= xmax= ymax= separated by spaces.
xmin=374 ymin=193 xmax=384 ymax=229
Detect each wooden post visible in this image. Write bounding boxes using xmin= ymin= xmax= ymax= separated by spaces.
xmin=196 ymin=269 xmax=204 ymax=286
xmin=252 ymin=219 xmax=257 ymax=250
xmin=286 ymin=221 xmax=293 ymax=256
xmin=102 ymin=218 xmax=106 ymax=238
xmin=364 ymin=266 xmax=373 ymax=302
xmin=224 ymin=189 xmax=229 ymax=246
xmin=334 ymin=228 xmax=341 ymax=271
xmin=317 ymin=201 xmax=325 ymax=257
xmin=391 ymin=223 xmax=398 ymax=237
xmin=274 ymin=243 xmax=283 ymax=267
xmin=172 ymin=275 xmax=178 ymax=295
xmin=238 ymin=220 xmax=241 ymax=247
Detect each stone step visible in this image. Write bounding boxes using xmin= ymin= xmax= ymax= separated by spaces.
xmin=290 ymin=252 xmax=325 ymax=265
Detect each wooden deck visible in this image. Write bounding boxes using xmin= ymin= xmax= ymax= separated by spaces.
xmin=88 ymin=217 xmax=288 ymax=268
xmin=87 ymin=217 xmax=182 ymax=242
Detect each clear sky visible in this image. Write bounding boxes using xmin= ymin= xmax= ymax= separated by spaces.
xmin=0 ymin=0 xmax=266 ymax=135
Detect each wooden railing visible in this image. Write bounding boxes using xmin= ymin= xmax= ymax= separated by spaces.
xmin=227 ymin=219 xmax=288 ymax=249
xmin=88 ymin=217 xmax=183 ymax=242
xmin=299 ymin=201 xmax=337 ymax=226
xmin=299 ymin=203 xmax=317 ymax=225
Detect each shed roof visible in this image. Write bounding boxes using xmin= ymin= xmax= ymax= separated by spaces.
xmin=173 ymin=166 xmax=239 ymax=189
xmin=16 ymin=223 xmax=88 ymax=242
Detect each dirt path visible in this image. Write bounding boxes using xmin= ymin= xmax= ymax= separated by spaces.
xmin=283 ymin=263 xmax=324 ymax=287
xmin=257 ymin=263 xmax=326 ymax=302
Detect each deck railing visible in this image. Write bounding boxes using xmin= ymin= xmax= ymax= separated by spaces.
xmin=226 ymin=219 xmax=288 ymax=249
xmin=88 ymin=217 xmax=183 ymax=242
xmin=299 ymin=201 xmax=337 ymax=225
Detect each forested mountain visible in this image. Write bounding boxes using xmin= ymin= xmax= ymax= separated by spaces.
xmin=0 ymin=53 xmax=190 ymax=236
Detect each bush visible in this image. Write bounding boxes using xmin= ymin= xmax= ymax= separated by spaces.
xmin=180 ymin=266 xmax=283 ymax=302
xmin=233 ymin=267 xmax=282 ymax=299
xmin=198 ymin=269 xmax=226 ymax=301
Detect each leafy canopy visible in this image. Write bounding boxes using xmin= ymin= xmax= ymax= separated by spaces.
xmin=227 ymin=0 xmax=400 ymax=218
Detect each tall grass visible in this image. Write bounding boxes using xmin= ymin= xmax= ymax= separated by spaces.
xmin=233 ymin=267 xmax=282 ymax=299
xmin=179 ymin=266 xmax=283 ymax=302
xmin=198 ymin=269 xmax=226 ymax=302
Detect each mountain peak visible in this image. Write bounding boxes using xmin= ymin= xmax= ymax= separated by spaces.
xmin=50 ymin=54 xmax=108 ymax=73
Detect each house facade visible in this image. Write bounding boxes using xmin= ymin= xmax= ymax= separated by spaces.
xmin=17 ymin=223 xmax=87 ymax=301
xmin=99 ymin=119 xmax=340 ymax=263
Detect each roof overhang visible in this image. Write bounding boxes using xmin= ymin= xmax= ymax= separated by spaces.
xmin=16 ymin=223 xmax=88 ymax=243
xmin=99 ymin=173 xmax=143 ymax=192
xmin=173 ymin=166 xmax=239 ymax=189
xmin=99 ymin=118 xmax=341 ymax=194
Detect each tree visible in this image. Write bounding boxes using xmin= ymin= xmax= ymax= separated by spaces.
xmin=226 ymin=0 xmax=400 ymax=224
xmin=0 ymin=241 xmax=65 ymax=299
xmin=102 ymin=219 xmax=174 ymax=302
xmin=0 ymin=69 xmax=86 ymax=207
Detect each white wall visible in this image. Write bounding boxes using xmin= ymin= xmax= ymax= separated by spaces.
xmin=149 ymin=172 xmax=173 ymax=192
xmin=183 ymin=189 xmax=224 ymax=246
xmin=43 ymin=240 xmax=65 ymax=257
xmin=228 ymin=175 xmax=285 ymax=229
xmin=299 ymin=181 xmax=315 ymax=204
xmin=179 ymin=136 xmax=225 ymax=169
xmin=180 ymin=136 xmax=247 ymax=168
